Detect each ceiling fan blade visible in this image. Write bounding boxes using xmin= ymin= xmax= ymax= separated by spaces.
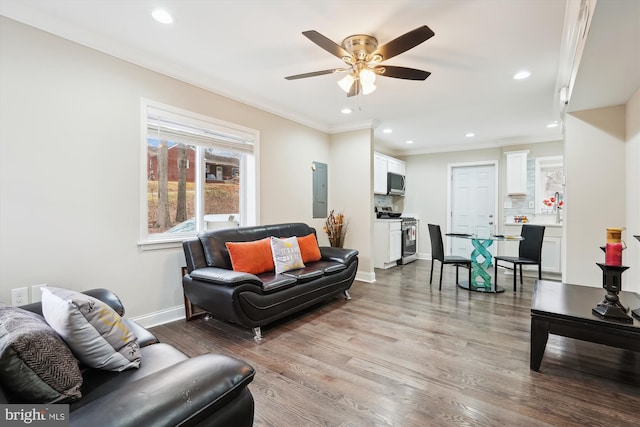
xmin=302 ymin=30 xmax=351 ymax=59
xmin=285 ymin=68 xmax=347 ymax=80
xmin=372 ymin=25 xmax=435 ymax=61
xmin=374 ymin=65 xmax=431 ymax=80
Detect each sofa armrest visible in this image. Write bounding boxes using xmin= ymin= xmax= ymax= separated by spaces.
xmin=125 ymin=319 xmax=159 ymax=347
xmin=189 ymin=267 xmax=263 ymax=286
xmin=320 ymin=247 xmax=359 ymax=265
xmin=70 ymin=354 xmax=255 ymax=427
xmin=19 ymin=288 xmax=126 ymax=317
xmin=82 ymin=288 xmax=126 ymax=316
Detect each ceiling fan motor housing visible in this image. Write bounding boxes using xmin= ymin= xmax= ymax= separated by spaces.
xmin=341 ymin=35 xmax=379 ymax=63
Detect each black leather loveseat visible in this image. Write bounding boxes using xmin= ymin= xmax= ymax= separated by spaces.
xmin=0 ymin=289 xmax=255 ymax=427
xmin=182 ymin=223 xmax=359 ymax=340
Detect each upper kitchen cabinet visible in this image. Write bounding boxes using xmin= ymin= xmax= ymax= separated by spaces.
xmin=387 ymin=157 xmax=406 ymax=175
xmin=505 ymin=150 xmax=529 ymax=195
xmin=374 ymin=151 xmax=406 ymax=195
xmin=374 ymin=152 xmax=388 ymax=194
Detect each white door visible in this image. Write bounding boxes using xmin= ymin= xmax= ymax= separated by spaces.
xmin=449 ymin=163 xmax=497 ymax=257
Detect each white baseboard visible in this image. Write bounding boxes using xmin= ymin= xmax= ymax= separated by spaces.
xmin=356 ymin=270 xmax=375 ymax=283
xmin=131 ymin=305 xmax=184 ymax=329
xmin=502 ymin=269 xmax=561 ymax=280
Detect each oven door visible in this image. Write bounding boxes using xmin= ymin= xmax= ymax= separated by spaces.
xmin=402 ymin=224 xmax=417 ymax=255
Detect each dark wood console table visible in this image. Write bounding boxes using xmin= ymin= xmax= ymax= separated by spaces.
xmin=530 ymin=280 xmax=640 ymax=372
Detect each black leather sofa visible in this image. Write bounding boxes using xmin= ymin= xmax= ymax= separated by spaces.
xmin=182 ymin=223 xmax=359 ymax=340
xmin=0 ymin=289 xmax=255 ymax=427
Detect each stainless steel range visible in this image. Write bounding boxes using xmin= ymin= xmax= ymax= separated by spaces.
xmin=399 ymin=217 xmax=418 ymax=264
xmin=375 ymin=206 xmax=402 ymax=219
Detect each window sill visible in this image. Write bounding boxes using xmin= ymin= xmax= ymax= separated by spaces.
xmin=137 ymin=237 xmax=189 ymax=251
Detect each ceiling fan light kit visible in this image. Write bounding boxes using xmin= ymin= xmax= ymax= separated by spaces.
xmin=285 ymin=25 xmax=434 ymax=97
xmin=361 ymin=82 xmax=376 ymax=95
xmin=337 ymin=73 xmax=355 ymax=92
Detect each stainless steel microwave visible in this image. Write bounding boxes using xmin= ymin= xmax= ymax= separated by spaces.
xmin=387 ymin=172 xmax=405 ymax=195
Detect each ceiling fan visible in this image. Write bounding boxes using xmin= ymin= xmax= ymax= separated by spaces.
xmin=285 ymin=25 xmax=434 ymax=97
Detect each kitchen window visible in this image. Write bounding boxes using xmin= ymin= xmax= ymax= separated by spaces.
xmin=139 ymin=100 xmax=258 ymax=248
xmin=535 ymin=156 xmax=564 ymax=214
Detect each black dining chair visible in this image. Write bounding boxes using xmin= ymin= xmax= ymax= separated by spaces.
xmin=428 ymin=224 xmax=472 ymax=290
xmin=493 ymin=224 xmax=546 ymax=292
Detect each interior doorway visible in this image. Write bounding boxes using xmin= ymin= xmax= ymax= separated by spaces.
xmin=448 ymin=162 xmax=498 ymax=258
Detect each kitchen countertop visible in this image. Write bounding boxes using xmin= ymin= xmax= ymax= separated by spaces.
xmin=504 ymin=222 xmax=563 ymax=228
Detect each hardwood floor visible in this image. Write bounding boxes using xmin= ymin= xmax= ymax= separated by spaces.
xmin=151 ymin=260 xmax=640 ymax=426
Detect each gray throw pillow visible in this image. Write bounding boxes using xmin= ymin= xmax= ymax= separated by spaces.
xmin=0 ymin=303 xmax=82 ymax=403
xmin=270 ymin=236 xmax=305 ymax=274
xmin=42 ymin=287 xmax=141 ymax=372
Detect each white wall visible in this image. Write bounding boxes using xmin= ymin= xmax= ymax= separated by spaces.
xmin=329 ymin=129 xmax=374 ymax=281
xmin=405 ymin=148 xmax=503 ymax=259
xmin=404 ymin=141 xmax=563 ymax=263
xmin=564 ymin=105 xmax=629 ymax=288
xmin=625 ymin=88 xmax=640 ymax=292
xmin=0 ymin=17 xmax=344 ymax=321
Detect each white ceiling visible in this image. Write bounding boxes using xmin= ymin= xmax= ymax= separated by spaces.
xmin=1 ymin=0 xmax=638 ymax=155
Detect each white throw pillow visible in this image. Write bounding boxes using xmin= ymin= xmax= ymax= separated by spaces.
xmin=41 ymin=287 xmax=140 ymax=371
xmin=270 ymin=236 xmax=305 ymax=274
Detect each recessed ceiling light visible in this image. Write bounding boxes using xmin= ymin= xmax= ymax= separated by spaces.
xmin=382 ymin=128 xmax=393 ymax=134
xmin=546 ymin=122 xmax=559 ymax=128
xmin=152 ymin=9 xmax=173 ymax=24
xmin=465 ymin=132 xmax=475 ymax=137
xmin=341 ymin=107 xmax=352 ymax=114
xmin=513 ymin=70 xmax=531 ymax=80
xmin=405 ymin=140 xmax=414 ymax=144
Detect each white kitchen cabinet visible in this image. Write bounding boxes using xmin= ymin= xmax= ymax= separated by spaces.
xmin=540 ymin=236 xmax=562 ymax=273
xmin=374 ymin=220 xmax=402 ymax=269
xmin=505 ymin=151 xmax=528 ymax=195
xmin=374 ymin=152 xmax=388 ymax=194
xmin=374 ymin=152 xmax=406 ymax=195
xmin=387 ymin=157 xmax=406 ymax=175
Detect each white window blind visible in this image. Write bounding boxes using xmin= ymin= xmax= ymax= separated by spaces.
xmin=147 ymin=107 xmax=255 ymax=153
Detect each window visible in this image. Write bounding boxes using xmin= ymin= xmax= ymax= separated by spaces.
xmin=140 ymin=100 xmax=258 ymax=246
xmin=535 ymin=156 xmax=564 ymax=214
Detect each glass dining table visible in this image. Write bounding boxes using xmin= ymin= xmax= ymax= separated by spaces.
xmin=446 ymin=233 xmax=524 ymax=293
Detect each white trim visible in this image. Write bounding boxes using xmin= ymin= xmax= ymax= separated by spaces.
xmin=446 ymin=160 xmax=499 ymax=250
xmin=504 ymin=149 xmax=530 ymax=156
xmin=396 ymin=134 xmax=563 ymax=156
xmin=355 ymin=271 xmax=376 ymax=283
xmin=328 ymin=119 xmax=379 ymax=134
xmin=138 ymin=98 xmax=260 ymax=246
xmin=131 ymin=305 xmax=185 ymax=329
xmin=139 ymin=101 xmax=150 ymax=245
xmin=137 ymin=240 xmax=183 ymax=251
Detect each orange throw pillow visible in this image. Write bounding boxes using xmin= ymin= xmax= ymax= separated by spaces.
xmin=225 ymin=238 xmax=275 ymax=275
xmin=297 ymin=233 xmax=322 ymax=263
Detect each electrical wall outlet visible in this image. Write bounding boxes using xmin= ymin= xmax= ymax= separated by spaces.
xmin=11 ymin=287 xmax=29 ymax=306
xmin=31 ymin=284 xmax=47 ymax=303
